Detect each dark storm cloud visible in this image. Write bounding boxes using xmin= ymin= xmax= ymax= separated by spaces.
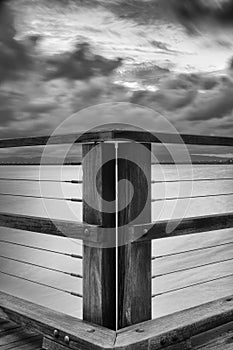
xmin=172 ymin=0 xmax=233 ymax=23
xmin=0 ymin=108 xmax=16 ymax=126
xmin=1 ymin=0 xmax=233 ymax=144
xmin=106 ymin=0 xmax=233 ymax=34
xmin=44 ymin=43 xmax=122 ymax=83
xmin=131 ymin=88 xmax=197 ymax=111
xmin=130 ymin=71 xmax=233 ymax=125
xmin=180 ymin=78 xmax=233 ymax=121
xmin=169 ymin=0 xmax=233 ymax=33
xmin=105 ymin=0 xmax=173 ymax=25
xmin=0 ymin=1 xmax=33 ymax=84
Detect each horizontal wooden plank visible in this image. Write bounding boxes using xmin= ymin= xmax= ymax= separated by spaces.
xmin=0 ymin=165 xmax=82 ymax=182
xmin=0 ymin=180 xmax=82 ymax=200
xmin=0 ymin=241 xmax=82 ymax=276
xmin=192 ymin=321 xmax=233 ymax=349
xmin=0 ymin=212 xmax=98 ymax=242
xmin=152 ymin=260 xmax=233 ymax=297
xmin=0 ymin=226 xmax=83 ymax=256
xmin=152 ymin=239 xmax=233 ymax=277
xmin=42 ymin=336 xmax=71 ymax=350
xmin=1 ymin=212 xmax=232 ymax=244
xmin=0 ymin=335 xmax=41 ymax=350
xmin=0 ymin=275 xmax=83 ymax=319
xmin=0 ymin=322 xmax=20 ymax=334
xmin=0 ymin=130 xmax=233 ymax=148
xmin=0 ymin=257 xmax=82 ymax=295
xmin=0 ymin=291 xmax=116 ymax=350
xmin=1 ymin=294 xmax=233 ymax=349
xmin=115 ymin=294 xmax=233 ymax=350
xmin=0 ymin=320 xmax=42 ymax=350
xmin=132 ymin=212 xmax=233 ymax=241
xmin=0 ymin=196 xmax=82 ymax=223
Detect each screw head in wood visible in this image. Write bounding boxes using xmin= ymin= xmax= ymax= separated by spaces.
xmin=87 ymin=329 xmax=95 ymax=333
xmin=226 ymin=298 xmax=233 ymax=302
xmin=64 ymin=335 xmax=70 ymax=344
xmin=53 ymin=329 xmax=59 ymax=338
xmin=84 ymin=228 xmax=89 ymax=235
xmin=136 ymin=328 xmax=144 ymax=333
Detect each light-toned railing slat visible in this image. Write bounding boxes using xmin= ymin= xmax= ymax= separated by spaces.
xmin=152 ymin=228 xmax=233 ymax=260
xmin=0 ymin=227 xmax=83 ymax=257
xmin=0 ymin=195 xmax=82 ymax=220
xmin=0 ymin=277 xmax=83 ymax=319
xmin=152 ymin=258 xmax=233 ymax=296
xmin=0 ymin=165 xmax=82 ymax=181
xmin=152 ymin=276 xmax=233 ymax=320
xmin=0 ymin=256 xmax=82 ymax=294
xmin=0 ymin=180 xmax=82 ymax=200
xmin=153 ymin=281 xmax=233 ymax=324
xmin=152 ymin=240 xmax=233 ymax=277
xmin=0 ymin=242 xmax=82 ymax=276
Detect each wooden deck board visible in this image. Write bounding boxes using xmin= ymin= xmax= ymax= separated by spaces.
xmin=0 ymin=319 xmax=42 ymax=350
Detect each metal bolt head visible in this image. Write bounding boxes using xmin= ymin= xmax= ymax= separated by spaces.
xmin=84 ymin=228 xmax=89 ymax=235
xmin=64 ymin=335 xmax=70 ymax=344
xmin=53 ymin=329 xmax=59 ymax=338
xmin=143 ymin=229 xmax=148 ymax=234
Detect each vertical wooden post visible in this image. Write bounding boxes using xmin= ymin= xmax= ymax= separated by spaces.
xmin=117 ymin=142 xmax=152 ymax=329
xmin=82 ymin=140 xmax=152 ymax=331
xmin=82 ymin=142 xmax=116 ymax=330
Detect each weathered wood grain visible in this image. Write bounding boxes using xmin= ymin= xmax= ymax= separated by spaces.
xmin=0 ymin=212 xmax=99 ymax=241
xmin=1 ymin=129 xmax=233 ymax=148
xmin=42 ymin=336 xmax=71 ymax=350
xmin=2 ymin=209 xmax=230 ymax=244
xmin=0 ymin=291 xmax=116 ymax=350
xmin=0 ymin=319 xmax=42 ymax=350
xmin=82 ymin=143 xmax=116 ymax=330
xmin=117 ymin=143 xmax=152 ymax=329
xmin=0 ymin=321 xmax=20 ymax=334
xmin=115 ymin=295 xmax=233 ymax=350
xmin=194 ymin=332 xmax=233 ymax=349
xmin=0 ymin=336 xmax=41 ymax=350
xmin=132 ymin=212 xmax=233 ymax=241
xmin=192 ymin=320 xmax=233 ymax=349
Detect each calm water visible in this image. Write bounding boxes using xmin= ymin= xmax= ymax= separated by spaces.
xmin=0 ymin=164 xmax=233 ymax=320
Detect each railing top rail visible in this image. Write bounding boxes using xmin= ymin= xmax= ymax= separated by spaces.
xmin=1 ymin=129 xmax=233 ymax=148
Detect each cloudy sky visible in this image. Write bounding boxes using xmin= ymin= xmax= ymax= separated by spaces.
xmin=0 ymin=0 xmax=233 ymax=160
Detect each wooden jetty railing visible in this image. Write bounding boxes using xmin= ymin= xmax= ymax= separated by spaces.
xmin=0 ymin=129 xmax=233 ymax=349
